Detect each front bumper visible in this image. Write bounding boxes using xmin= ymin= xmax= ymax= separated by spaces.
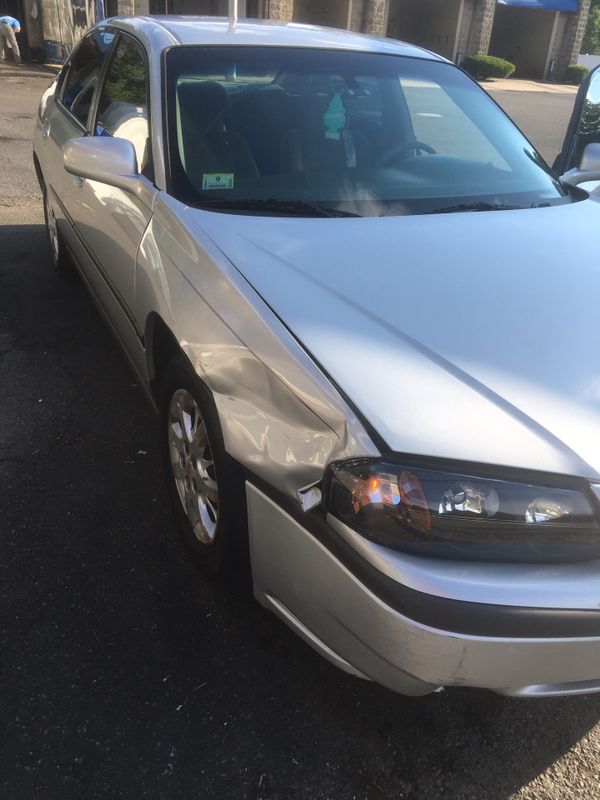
xmin=247 ymin=483 xmax=600 ymax=697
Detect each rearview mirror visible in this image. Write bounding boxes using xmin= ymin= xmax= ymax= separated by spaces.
xmin=63 ymin=137 xmax=153 ymax=205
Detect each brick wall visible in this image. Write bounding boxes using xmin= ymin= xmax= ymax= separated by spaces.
xmin=466 ymin=0 xmax=496 ymax=55
xmin=265 ymin=0 xmax=294 ymax=20
xmin=555 ymin=0 xmax=592 ymax=80
xmin=362 ymin=0 xmax=388 ymax=35
xmin=348 ymin=0 xmax=388 ymax=36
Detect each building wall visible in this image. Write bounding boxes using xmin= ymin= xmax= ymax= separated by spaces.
xmin=549 ymin=11 xmax=569 ymax=76
xmin=465 ymin=0 xmax=495 ymax=55
xmin=362 ymin=0 xmax=388 ymax=35
xmin=264 ymin=0 xmax=293 ymax=20
xmin=28 ymin=0 xmax=595 ymax=81
xmin=347 ymin=0 xmax=388 ymax=35
xmin=37 ymin=0 xmax=97 ymax=61
xmin=293 ymin=0 xmax=349 ymax=29
xmin=489 ymin=5 xmax=557 ymax=78
xmin=167 ymin=0 xmax=226 ymax=12
xmin=22 ymin=0 xmax=43 ymax=53
xmin=387 ymin=0 xmax=462 ymax=59
xmin=554 ymin=0 xmax=591 ymax=79
xmin=578 ymin=52 xmax=600 ymax=69
xmin=455 ymin=0 xmax=476 ymax=61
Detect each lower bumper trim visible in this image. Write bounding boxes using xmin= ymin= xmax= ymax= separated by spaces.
xmin=497 ymin=679 xmax=600 ymax=698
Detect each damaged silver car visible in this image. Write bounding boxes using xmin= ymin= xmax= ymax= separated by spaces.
xmin=33 ymin=15 xmax=600 ymax=697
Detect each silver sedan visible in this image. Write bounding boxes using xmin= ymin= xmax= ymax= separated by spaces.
xmin=33 ymin=15 xmax=600 ymax=697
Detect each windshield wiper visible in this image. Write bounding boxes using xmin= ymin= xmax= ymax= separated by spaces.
xmin=194 ymin=198 xmax=362 ymax=218
xmin=428 ymin=201 xmax=519 ymax=214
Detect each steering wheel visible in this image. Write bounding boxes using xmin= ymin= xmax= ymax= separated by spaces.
xmin=377 ymin=139 xmax=436 ymax=167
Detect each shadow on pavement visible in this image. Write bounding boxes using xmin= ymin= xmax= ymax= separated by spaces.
xmin=1 ymin=223 xmax=599 ymax=800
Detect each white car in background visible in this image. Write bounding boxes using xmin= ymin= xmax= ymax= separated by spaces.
xmin=33 ymin=15 xmax=600 ymax=697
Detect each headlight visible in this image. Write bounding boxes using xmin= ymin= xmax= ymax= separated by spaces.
xmin=325 ymin=459 xmax=600 ymax=562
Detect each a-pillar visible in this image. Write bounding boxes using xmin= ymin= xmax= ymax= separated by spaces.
xmin=554 ymin=0 xmax=592 ymax=81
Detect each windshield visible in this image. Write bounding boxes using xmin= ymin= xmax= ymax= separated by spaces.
xmin=165 ymin=46 xmax=571 ymax=217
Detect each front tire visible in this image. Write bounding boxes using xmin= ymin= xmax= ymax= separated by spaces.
xmin=42 ymin=183 xmax=73 ymax=276
xmin=159 ymin=355 xmax=249 ymax=581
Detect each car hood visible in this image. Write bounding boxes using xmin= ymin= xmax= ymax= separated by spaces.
xmin=185 ymin=198 xmax=600 ymax=479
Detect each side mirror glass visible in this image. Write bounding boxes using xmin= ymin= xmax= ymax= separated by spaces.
xmin=555 ymin=66 xmax=600 ymax=176
xmin=560 ymin=142 xmax=600 ymax=187
xmin=63 ymin=137 xmax=154 ymax=205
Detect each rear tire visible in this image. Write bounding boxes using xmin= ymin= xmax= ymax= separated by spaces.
xmin=159 ymin=354 xmax=249 ymax=582
xmin=42 ymin=183 xmax=73 ymax=276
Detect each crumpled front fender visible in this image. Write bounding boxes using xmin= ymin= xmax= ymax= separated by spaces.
xmin=136 ymin=195 xmax=380 ymax=502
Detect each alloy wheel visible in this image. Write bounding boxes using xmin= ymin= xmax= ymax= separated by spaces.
xmin=168 ymin=388 xmax=219 ymax=545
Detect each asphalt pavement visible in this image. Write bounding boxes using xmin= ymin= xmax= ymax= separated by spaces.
xmin=1 ymin=65 xmax=599 ymax=800
xmin=486 ymin=84 xmax=576 ymax=166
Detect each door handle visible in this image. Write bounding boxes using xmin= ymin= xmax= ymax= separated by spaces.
xmin=73 ymin=175 xmax=85 ymax=188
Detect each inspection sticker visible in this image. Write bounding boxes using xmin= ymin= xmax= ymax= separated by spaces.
xmin=202 ymin=173 xmax=235 ymax=190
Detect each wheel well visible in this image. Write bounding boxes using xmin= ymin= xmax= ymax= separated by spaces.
xmin=146 ymin=314 xmax=182 ymax=404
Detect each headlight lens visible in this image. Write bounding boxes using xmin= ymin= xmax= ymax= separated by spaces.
xmin=325 ymin=460 xmax=600 ymax=562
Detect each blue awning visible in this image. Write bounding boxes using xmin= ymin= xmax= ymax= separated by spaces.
xmin=497 ymin=0 xmax=578 ymax=10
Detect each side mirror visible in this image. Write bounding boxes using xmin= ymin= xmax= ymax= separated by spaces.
xmin=555 ymin=65 xmax=600 ymax=176
xmin=63 ymin=137 xmax=153 ymax=205
xmin=560 ymin=142 xmax=600 ymax=187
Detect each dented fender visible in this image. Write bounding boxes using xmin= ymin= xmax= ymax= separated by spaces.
xmin=135 ymin=194 xmax=379 ymax=500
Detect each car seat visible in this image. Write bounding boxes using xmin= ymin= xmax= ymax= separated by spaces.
xmin=177 ymin=80 xmax=259 ymax=187
xmin=281 ymin=93 xmax=372 ymax=174
xmin=235 ymin=84 xmax=293 ymax=175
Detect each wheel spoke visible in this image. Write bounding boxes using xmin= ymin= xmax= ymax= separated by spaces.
xmin=170 ymin=398 xmax=185 ymax=440
xmin=193 ymin=426 xmax=208 ymax=449
xmin=205 ymin=484 xmax=218 ymax=506
xmin=205 ymin=496 xmax=218 ymax=521
xmin=190 ymin=406 xmax=201 ymax=440
xmin=178 ymin=400 xmax=192 ymax=443
xmin=171 ymin=461 xmax=185 ymax=480
xmin=185 ymin=491 xmax=198 ymax=519
xmin=201 ymin=471 xmax=218 ymax=493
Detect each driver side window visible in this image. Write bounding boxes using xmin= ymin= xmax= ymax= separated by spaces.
xmin=95 ymin=35 xmax=151 ymax=177
xmin=61 ymin=29 xmax=115 ymax=128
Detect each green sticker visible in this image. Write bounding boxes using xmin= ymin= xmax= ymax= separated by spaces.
xmin=202 ymin=173 xmax=235 ymax=190
xmin=323 ymin=93 xmax=346 ymax=141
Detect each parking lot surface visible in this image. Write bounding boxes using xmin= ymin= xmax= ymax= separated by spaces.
xmin=487 ymin=85 xmax=576 ymax=166
xmin=1 ymin=65 xmax=599 ymax=800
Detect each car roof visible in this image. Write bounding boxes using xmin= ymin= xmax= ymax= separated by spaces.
xmin=107 ymin=15 xmax=443 ymax=61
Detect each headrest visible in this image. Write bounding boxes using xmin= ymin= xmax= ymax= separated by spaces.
xmin=237 ymin=84 xmax=290 ymax=128
xmin=177 ymin=80 xmax=229 ymax=134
